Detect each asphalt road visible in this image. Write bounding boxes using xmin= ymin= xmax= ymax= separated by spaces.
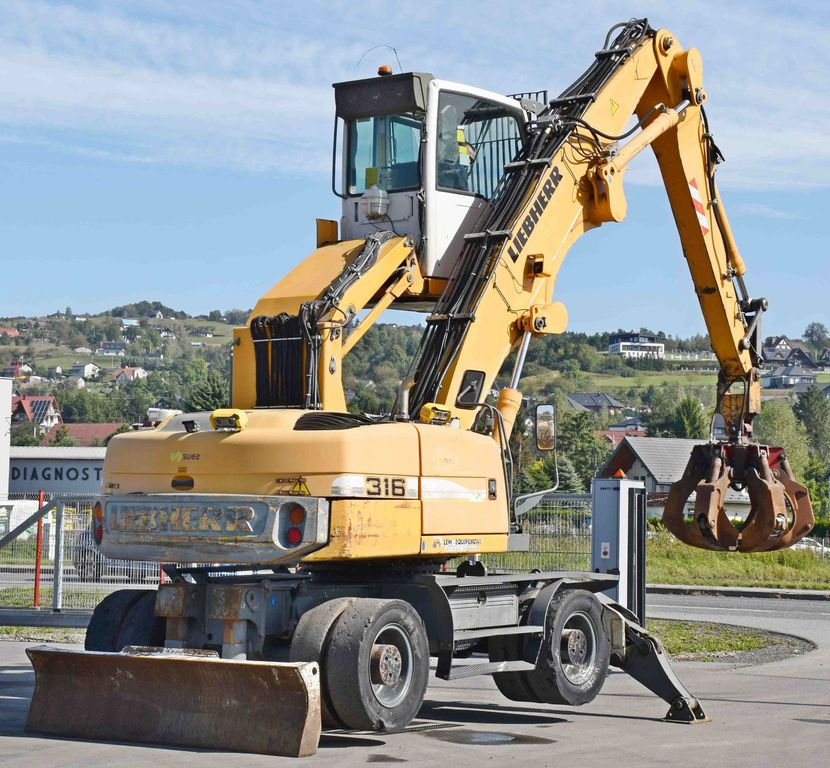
xmin=0 ymin=593 xmax=828 ymax=767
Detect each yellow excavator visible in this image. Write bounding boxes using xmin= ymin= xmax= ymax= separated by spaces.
xmin=26 ymin=18 xmax=814 ymax=758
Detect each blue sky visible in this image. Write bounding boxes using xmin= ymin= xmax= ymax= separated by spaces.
xmin=0 ymin=0 xmax=827 ymax=338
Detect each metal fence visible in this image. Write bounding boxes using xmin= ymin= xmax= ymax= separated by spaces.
xmin=0 ymin=493 xmax=160 ymax=613
xmin=486 ymin=493 xmax=593 ymax=574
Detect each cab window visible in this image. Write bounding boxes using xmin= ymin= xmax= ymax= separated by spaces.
xmin=436 ymin=92 xmax=522 ymax=198
xmin=347 ymin=113 xmax=422 ymax=196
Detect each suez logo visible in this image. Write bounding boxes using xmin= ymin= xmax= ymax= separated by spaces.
xmin=170 ymin=451 xmax=200 ymax=463
xmin=506 ymin=166 xmax=564 ymax=262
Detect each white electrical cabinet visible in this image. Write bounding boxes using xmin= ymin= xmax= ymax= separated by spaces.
xmin=591 ymin=477 xmax=647 ymax=624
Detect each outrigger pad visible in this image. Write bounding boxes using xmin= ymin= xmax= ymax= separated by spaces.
xmin=25 ymin=645 xmax=321 ymax=758
xmin=662 ymin=442 xmax=814 ymax=553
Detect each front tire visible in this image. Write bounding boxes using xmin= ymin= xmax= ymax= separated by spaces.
xmin=324 ymin=599 xmax=429 ymax=732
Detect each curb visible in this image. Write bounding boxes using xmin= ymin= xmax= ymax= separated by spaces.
xmin=646 ymin=583 xmax=830 ymax=601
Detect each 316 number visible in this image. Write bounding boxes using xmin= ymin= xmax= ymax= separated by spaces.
xmin=365 ymin=476 xmax=407 ymax=497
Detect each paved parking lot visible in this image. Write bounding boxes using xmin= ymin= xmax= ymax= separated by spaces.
xmin=0 ymin=595 xmax=828 ymax=767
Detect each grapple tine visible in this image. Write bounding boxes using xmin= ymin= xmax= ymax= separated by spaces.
xmin=25 ymin=645 xmax=321 ymax=757
xmin=761 ymin=458 xmax=815 ymax=551
xmin=663 ymin=444 xmax=735 ymax=551
xmin=663 ymin=443 xmax=815 ymax=553
xmin=740 ymin=468 xmax=783 ymax=552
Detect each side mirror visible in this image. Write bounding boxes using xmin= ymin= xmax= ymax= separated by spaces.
xmin=535 ymin=403 xmax=556 ymax=451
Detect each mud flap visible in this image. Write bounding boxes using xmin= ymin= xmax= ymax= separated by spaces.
xmin=25 ymin=645 xmax=321 ymax=757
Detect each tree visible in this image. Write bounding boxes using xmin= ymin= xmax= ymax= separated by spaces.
xmin=187 ymin=370 xmax=229 ymax=411
xmin=803 ymin=322 xmax=829 ymax=351
xmin=803 ymin=457 xmax=830 ymax=518
xmin=754 ymin=400 xmax=810 ymax=478
xmin=558 ymin=411 xmax=610 ymax=489
xmin=794 ymin=385 xmax=830 ymax=461
xmin=644 ymin=381 xmax=684 ymax=437
xmin=522 ymin=454 xmax=584 ymax=494
xmin=49 ymin=425 xmax=78 ymax=447
xmin=673 ymin=396 xmax=708 ymax=439
xmin=224 ymin=309 xmax=250 ymax=325
xmin=208 ymin=310 xmax=224 ymax=322
xmin=10 ymin=422 xmax=40 ymax=446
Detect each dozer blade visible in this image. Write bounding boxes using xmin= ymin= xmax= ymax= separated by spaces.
xmin=663 ymin=443 xmax=814 ymax=553
xmin=25 ymin=645 xmax=321 ymax=758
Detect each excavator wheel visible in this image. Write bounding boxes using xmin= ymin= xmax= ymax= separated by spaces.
xmin=289 ymin=597 xmax=358 ymax=729
xmin=526 ymin=589 xmax=610 ymax=706
xmin=85 ymin=588 xmax=156 ymax=651
xmin=489 ymin=588 xmax=541 ymax=703
xmin=115 ymin=590 xmax=166 ymax=649
xmin=323 ymin=598 xmax=429 ymax=732
xmin=488 ymin=633 xmax=541 ymax=703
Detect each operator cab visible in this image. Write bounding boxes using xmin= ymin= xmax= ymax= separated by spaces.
xmin=333 ymin=71 xmax=530 ymax=279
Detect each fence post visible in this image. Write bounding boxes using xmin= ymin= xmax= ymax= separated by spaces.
xmin=51 ymin=500 xmax=64 ymax=612
xmin=33 ymin=491 xmax=44 ymax=608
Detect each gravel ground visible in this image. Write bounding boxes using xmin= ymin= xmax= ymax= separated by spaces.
xmin=666 ymin=623 xmax=815 ymax=666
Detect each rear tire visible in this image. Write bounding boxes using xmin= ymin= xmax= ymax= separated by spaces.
xmin=85 ymin=589 xmax=150 ymax=651
xmin=526 ymin=589 xmax=610 ymax=706
xmin=289 ymin=597 xmax=357 ymax=729
xmin=324 ymin=599 xmax=429 ymax=732
xmin=115 ymin=591 xmax=166 ymax=650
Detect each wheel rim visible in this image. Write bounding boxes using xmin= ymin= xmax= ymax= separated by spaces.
xmin=558 ymin=610 xmax=597 ymax=686
xmin=370 ymin=623 xmax=413 ymax=709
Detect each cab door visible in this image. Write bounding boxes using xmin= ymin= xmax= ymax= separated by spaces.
xmin=422 ymin=82 xmax=526 ymax=279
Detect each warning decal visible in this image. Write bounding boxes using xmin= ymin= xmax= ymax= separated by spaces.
xmin=688 ymin=178 xmax=710 ymax=236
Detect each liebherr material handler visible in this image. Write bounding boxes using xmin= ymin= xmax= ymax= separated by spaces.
xmin=27 ymin=18 xmax=814 ymax=758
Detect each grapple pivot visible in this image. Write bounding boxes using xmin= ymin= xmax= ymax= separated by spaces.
xmin=663 ymin=443 xmax=814 ymax=553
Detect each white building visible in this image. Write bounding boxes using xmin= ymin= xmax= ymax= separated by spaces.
xmin=608 ymin=332 xmax=665 ymax=359
xmin=71 ymin=362 xmax=100 ymax=379
xmin=114 ymin=367 xmax=149 ymax=387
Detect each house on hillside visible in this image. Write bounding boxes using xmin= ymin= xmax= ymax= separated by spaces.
xmin=567 ymin=392 xmax=626 ymax=416
xmin=762 ymin=346 xmax=816 ymax=369
xmin=73 ymin=346 xmax=92 ymax=355
xmin=1 ymin=361 xmax=33 ymax=380
xmin=608 ymin=416 xmax=648 ymax=431
xmin=96 ymin=342 xmax=127 ymax=356
xmin=40 ymin=422 xmax=124 ymax=447
xmin=0 ymin=327 xmax=20 ymax=338
xmin=120 ymin=318 xmax=139 ymax=328
xmin=114 ymin=366 xmax=148 ymax=387
xmin=608 ymin=332 xmax=665 ymax=360
xmin=71 ymin=362 xmax=100 ymax=379
xmin=792 ymin=381 xmax=830 ymax=398
xmin=595 ymin=427 xmax=647 ymax=447
xmin=600 ymin=436 xmax=750 ymax=519
xmin=10 ymin=395 xmax=62 ymax=433
xmin=761 ymin=365 xmax=817 ymax=389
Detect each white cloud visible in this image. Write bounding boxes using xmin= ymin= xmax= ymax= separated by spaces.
xmin=731 ymin=203 xmax=801 ymax=220
xmin=0 ymin=1 xmax=828 ymax=187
